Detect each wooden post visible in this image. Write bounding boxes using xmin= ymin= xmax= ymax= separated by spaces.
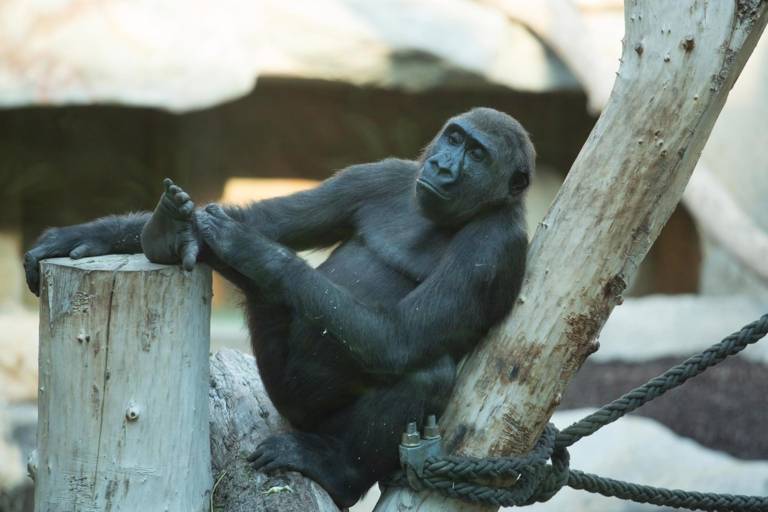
xmin=376 ymin=1 xmax=768 ymax=511
xmin=33 ymin=254 xmax=213 ymax=512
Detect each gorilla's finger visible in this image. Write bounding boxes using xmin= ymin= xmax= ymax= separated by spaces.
xmin=205 ymin=204 xmax=227 ymax=218
xmin=248 ymin=453 xmax=274 ymax=470
xmin=69 ymin=242 xmax=112 ymax=260
xmin=194 ymin=212 xmax=212 ymax=238
xmin=163 ymin=178 xmax=174 ymax=192
xmin=181 ymin=240 xmax=199 ymax=271
xmin=69 ymin=244 xmax=92 ymax=259
xmin=174 ymin=192 xmax=190 ymax=204
xmin=246 ymin=447 xmax=265 ymax=463
xmin=168 ymin=185 xmax=182 ymax=196
xmin=258 ymin=460 xmax=285 ymax=474
xmin=23 ymin=252 xmax=41 ymax=296
xmin=179 ymin=200 xmax=195 ymax=217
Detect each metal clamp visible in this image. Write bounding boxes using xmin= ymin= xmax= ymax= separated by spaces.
xmin=399 ymin=415 xmax=444 ymax=490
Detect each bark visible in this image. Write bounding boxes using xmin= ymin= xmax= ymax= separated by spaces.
xmin=376 ymin=2 xmax=768 ymax=511
xmin=34 ymin=255 xmax=212 ymax=511
xmin=208 ymin=349 xmax=338 ymax=512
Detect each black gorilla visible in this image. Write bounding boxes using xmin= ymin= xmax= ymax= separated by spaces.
xmin=24 ymin=107 xmax=533 ymax=506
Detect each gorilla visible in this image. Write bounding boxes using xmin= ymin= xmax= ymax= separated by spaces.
xmin=24 ymin=107 xmax=533 ymax=507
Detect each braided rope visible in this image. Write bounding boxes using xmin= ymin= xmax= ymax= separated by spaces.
xmin=568 ymin=469 xmax=768 ymax=512
xmin=390 ymin=313 xmax=768 ymax=510
xmin=386 ymin=424 xmax=569 ymax=506
xmin=556 ymin=313 xmax=768 ymax=449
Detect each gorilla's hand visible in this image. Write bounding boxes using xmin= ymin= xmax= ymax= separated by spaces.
xmin=197 ymin=204 xmax=294 ymax=294
xmin=24 ymin=224 xmax=115 ymax=296
xmin=140 ymin=178 xmax=200 ymax=271
xmin=195 ymin=204 xmax=245 ymax=262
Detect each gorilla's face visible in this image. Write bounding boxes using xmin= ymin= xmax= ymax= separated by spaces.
xmin=416 ymin=109 xmax=533 ymax=226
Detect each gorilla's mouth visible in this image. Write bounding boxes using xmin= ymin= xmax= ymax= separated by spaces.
xmin=416 ymin=178 xmax=451 ymax=201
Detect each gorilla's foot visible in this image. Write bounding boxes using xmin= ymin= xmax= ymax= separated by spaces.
xmin=247 ymin=432 xmax=364 ymax=507
xmin=155 ymin=178 xmax=196 ymax=223
xmin=195 ymin=204 xmax=246 ymax=262
xmin=141 ymin=178 xmax=199 ymax=269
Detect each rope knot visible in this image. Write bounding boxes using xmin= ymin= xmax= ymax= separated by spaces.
xmin=390 ymin=423 xmax=570 ymax=507
xmin=386 ymin=314 xmax=768 ymax=511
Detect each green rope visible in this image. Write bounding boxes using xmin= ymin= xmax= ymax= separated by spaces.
xmin=387 ymin=423 xmax=569 ymax=506
xmin=556 ymin=312 xmax=768 ymax=450
xmin=568 ymin=469 xmax=768 ymax=512
xmin=391 ymin=313 xmax=768 ymax=511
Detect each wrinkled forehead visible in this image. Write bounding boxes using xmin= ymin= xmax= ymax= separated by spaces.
xmin=443 ymin=114 xmax=523 ymax=156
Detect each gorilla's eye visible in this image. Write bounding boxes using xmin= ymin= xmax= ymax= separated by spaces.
xmin=468 ymin=147 xmax=485 ymax=162
xmin=510 ymin=173 xmax=529 ymax=192
xmin=447 ymin=131 xmax=464 ymax=146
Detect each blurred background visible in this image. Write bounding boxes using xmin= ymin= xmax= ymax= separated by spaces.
xmin=0 ymin=1 xmax=766 ymax=510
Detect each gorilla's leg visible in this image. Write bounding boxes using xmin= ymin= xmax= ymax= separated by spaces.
xmin=248 ymin=355 xmax=456 ymax=507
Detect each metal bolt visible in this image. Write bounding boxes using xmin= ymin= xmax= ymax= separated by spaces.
xmin=423 ymin=415 xmax=440 ymax=440
xmin=401 ymin=421 xmax=421 ymax=447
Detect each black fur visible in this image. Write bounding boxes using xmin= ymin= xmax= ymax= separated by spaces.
xmin=23 ymin=108 xmax=533 ymax=507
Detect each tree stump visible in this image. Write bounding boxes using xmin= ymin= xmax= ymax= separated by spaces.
xmin=34 ymin=255 xmax=212 ymax=512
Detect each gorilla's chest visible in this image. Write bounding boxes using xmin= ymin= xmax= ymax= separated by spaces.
xmin=353 ymin=198 xmax=453 ymax=283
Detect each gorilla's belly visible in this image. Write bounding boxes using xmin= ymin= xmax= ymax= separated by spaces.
xmin=264 ymin=239 xmax=416 ymax=414
xmin=316 ymin=237 xmax=418 ymax=306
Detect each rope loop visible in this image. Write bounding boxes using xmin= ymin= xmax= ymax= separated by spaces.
xmin=389 ymin=423 xmax=571 ymax=507
xmin=388 ymin=313 xmax=768 ymax=511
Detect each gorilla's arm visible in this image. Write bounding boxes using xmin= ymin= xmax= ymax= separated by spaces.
xmin=285 ymin=221 xmax=525 ymax=373
xmin=199 ymin=206 xmax=526 ymax=374
xmin=24 ymin=213 xmax=150 ymax=295
xmin=224 ymin=161 xmax=402 ymax=250
xmin=24 ymin=162 xmax=397 ymax=295
xmin=26 ymin=178 xmax=203 ymax=295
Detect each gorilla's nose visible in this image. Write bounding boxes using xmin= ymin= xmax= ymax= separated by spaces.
xmin=431 ymin=160 xmax=459 ymax=186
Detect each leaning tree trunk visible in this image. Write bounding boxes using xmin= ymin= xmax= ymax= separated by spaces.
xmin=376 ymin=1 xmax=768 ymax=511
xmin=34 ymin=255 xmax=212 ymax=511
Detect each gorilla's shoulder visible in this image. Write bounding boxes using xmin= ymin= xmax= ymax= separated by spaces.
xmin=344 ymin=158 xmax=418 ymax=178
xmin=464 ymin=204 xmax=528 ymax=248
xmin=336 ymin=158 xmax=418 ymax=194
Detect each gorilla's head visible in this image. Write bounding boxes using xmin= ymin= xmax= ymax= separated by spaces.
xmin=416 ymin=107 xmax=535 ymax=226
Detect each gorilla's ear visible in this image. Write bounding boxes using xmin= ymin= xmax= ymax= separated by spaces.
xmin=509 ymin=172 xmax=530 ymax=195
xmin=509 ymin=133 xmax=535 ymax=195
